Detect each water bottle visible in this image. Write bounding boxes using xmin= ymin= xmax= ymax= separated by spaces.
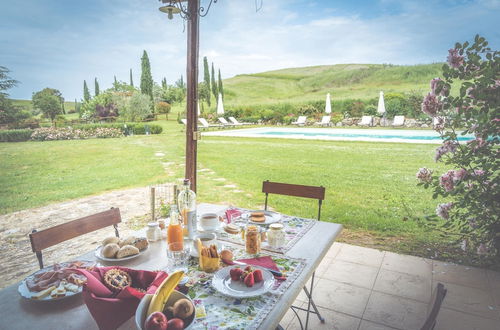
xmin=177 ymin=179 xmax=197 ymax=239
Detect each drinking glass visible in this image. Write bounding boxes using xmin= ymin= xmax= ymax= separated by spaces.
xmin=167 ymin=243 xmax=190 ymax=272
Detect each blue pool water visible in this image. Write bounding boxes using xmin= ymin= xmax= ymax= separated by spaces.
xmin=204 ymin=127 xmax=475 ymax=144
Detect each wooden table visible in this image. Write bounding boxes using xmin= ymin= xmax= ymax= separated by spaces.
xmin=0 ymin=203 xmax=342 ymax=330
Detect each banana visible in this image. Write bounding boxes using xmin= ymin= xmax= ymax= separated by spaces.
xmin=147 ymin=270 xmax=185 ymax=316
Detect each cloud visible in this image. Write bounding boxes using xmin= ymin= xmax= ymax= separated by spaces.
xmin=1 ymin=0 xmax=498 ymax=100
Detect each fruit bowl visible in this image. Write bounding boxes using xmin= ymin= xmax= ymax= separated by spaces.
xmin=135 ymin=291 xmax=195 ymax=330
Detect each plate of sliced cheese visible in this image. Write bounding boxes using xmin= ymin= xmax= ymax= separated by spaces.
xmin=18 ymin=260 xmax=95 ymax=301
xmin=95 ymin=236 xmax=149 ymax=262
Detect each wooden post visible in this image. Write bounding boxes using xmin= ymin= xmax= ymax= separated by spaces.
xmin=150 ymin=186 xmax=156 ymax=221
xmin=185 ymin=0 xmax=200 ymax=193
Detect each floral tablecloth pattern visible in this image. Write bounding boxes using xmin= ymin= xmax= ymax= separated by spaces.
xmin=184 ymin=245 xmax=306 ymax=330
xmin=217 ymin=208 xmax=316 ymax=254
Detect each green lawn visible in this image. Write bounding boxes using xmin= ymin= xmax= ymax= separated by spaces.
xmin=1 ymin=119 xmax=460 ymax=262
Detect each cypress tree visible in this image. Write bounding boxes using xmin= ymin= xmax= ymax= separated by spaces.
xmin=140 ymin=51 xmax=154 ymax=105
xmin=114 ymin=75 xmax=118 ymax=90
xmin=202 ymin=57 xmax=210 ymax=106
xmin=211 ymin=62 xmax=217 ymax=99
xmin=74 ymin=98 xmax=78 ymax=113
xmin=129 ymin=68 xmax=134 ymax=87
xmin=217 ymin=69 xmax=224 ymax=100
xmin=162 ymin=77 xmax=167 ymax=89
xmin=83 ymin=80 xmax=90 ymax=102
xmin=94 ymin=78 xmax=100 ymax=96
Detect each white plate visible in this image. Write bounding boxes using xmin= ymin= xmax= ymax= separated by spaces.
xmin=242 ymin=210 xmax=281 ymax=225
xmin=211 ymin=265 xmax=274 ymax=298
xmin=94 ymin=244 xmax=148 ymax=262
xmin=18 ymin=261 xmax=94 ymax=301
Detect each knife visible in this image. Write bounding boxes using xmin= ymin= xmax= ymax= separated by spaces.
xmin=231 ymin=260 xmax=283 ymax=277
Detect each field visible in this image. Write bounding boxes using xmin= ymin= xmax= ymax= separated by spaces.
xmin=0 ymin=118 xmax=462 ymax=261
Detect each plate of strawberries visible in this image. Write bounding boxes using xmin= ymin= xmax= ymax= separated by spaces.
xmin=211 ymin=265 xmax=274 ymax=298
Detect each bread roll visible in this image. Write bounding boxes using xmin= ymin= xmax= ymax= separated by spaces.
xmin=133 ymin=237 xmax=149 ymax=251
xmin=119 ymin=236 xmax=135 ymax=247
xmin=116 ymin=245 xmax=139 ymax=259
xmin=102 ymin=243 xmax=120 ymax=258
xmin=102 ymin=236 xmax=120 ymax=246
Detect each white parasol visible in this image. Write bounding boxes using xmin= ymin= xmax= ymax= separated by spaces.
xmin=377 ymin=91 xmax=386 ymax=115
xmin=216 ymin=93 xmax=224 ymax=115
xmin=325 ymin=93 xmax=332 ymax=114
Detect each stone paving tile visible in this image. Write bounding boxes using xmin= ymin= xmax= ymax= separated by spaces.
xmin=433 ymin=260 xmax=489 ymax=290
xmin=315 ymin=257 xmax=333 ymax=279
xmin=325 ymin=242 xmax=344 ymax=259
xmin=381 ymin=251 xmax=432 ymax=279
xmin=335 ymin=244 xmax=385 ymax=268
xmin=312 ymin=278 xmax=372 ymax=318
xmin=486 ymin=269 xmax=500 ymax=307
xmin=324 ymin=259 xmax=379 ymax=289
xmin=363 ymin=291 xmax=428 ymax=330
xmin=439 ymin=282 xmax=499 ymax=320
xmin=358 ymin=320 xmax=401 ymax=330
xmin=286 ymin=306 xmax=361 ymax=330
xmin=434 ymin=308 xmax=500 ymax=330
xmin=279 ymin=301 xmax=304 ymax=329
xmin=373 ymin=268 xmax=431 ymax=303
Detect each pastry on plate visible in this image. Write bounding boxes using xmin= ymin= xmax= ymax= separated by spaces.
xmin=251 ymin=215 xmax=266 ymax=223
xmin=118 ymin=236 xmax=136 ymax=247
xmin=133 ymin=237 xmax=149 ymax=251
xmin=102 ymin=236 xmax=120 ymax=246
xmin=102 ymin=243 xmax=120 ymax=258
xmin=224 ymin=224 xmax=240 ymax=235
xmin=103 ymin=269 xmax=131 ymax=291
xmin=116 ymin=245 xmax=139 ymax=259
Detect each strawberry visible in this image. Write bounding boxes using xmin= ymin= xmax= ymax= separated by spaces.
xmin=253 ymin=269 xmax=263 ymax=283
xmin=230 ymin=268 xmax=243 ymax=281
xmin=244 ymin=265 xmax=253 ymax=272
xmin=244 ymin=272 xmax=255 ymax=287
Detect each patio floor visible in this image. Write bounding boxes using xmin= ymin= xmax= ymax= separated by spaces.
xmin=280 ymin=242 xmax=500 ymax=330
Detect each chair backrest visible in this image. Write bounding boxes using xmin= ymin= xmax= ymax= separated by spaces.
xmin=262 ymin=180 xmax=325 ymax=220
xmin=393 ymin=115 xmax=405 ymax=126
xmin=218 ymin=117 xmax=229 ymax=125
xmin=297 ymin=116 xmax=307 ymax=123
xmin=199 ymin=118 xmax=210 ymax=127
xmin=228 ymin=116 xmax=239 ymax=124
xmin=29 ymin=208 xmax=121 ymax=269
xmin=321 ymin=116 xmax=331 ymax=124
xmin=421 ymin=283 xmax=447 ymax=330
xmin=181 ymin=119 xmax=187 ymax=125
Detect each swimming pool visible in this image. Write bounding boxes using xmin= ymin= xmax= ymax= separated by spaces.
xmin=203 ymin=127 xmax=474 ymax=144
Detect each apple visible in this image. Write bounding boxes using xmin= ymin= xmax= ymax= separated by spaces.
xmin=167 ymin=318 xmax=184 ymax=330
xmin=144 ymin=311 xmax=168 ymax=330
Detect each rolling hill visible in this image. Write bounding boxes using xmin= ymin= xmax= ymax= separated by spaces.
xmin=223 ymin=63 xmax=444 ymax=106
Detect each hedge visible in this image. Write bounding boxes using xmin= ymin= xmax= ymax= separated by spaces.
xmin=72 ymin=123 xmax=162 ymax=135
xmin=0 ymin=129 xmax=32 ymax=142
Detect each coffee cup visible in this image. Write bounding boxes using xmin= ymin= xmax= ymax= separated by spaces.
xmin=193 ymin=232 xmax=217 ymax=253
xmin=199 ymin=213 xmax=219 ymax=231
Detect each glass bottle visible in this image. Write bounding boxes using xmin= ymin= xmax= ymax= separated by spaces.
xmin=167 ymin=204 xmax=184 ymax=251
xmin=245 ymin=225 xmax=261 ymax=254
xmin=268 ymin=223 xmax=286 ymax=248
xmin=178 ymin=179 xmax=197 ymax=239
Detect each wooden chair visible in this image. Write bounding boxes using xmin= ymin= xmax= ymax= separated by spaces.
xmin=262 ymin=181 xmax=325 ymax=330
xmin=29 ymin=208 xmax=121 ymax=269
xmin=421 ymin=283 xmax=447 ymax=330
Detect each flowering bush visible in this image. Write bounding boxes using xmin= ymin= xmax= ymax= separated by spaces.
xmin=417 ymin=35 xmax=499 ymax=262
xmin=31 ymin=127 xmax=123 ymax=141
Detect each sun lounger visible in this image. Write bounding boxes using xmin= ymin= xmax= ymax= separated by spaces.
xmin=218 ymin=117 xmax=235 ymax=128
xmin=199 ymin=118 xmax=222 ymax=129
xmin=228 ymin=116 xmax=252 ymax=126
xmin=315 ymin=116 xmax=331 ymax=126
xmin=358 ymin=116 xmax=373 ymax=127
xmin=292 ymin=116 xmax=307 ymax=126
xmin=392 ymin=115 xmax=405 ymax=127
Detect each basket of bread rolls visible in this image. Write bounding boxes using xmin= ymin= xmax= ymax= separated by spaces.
xmin=196 ymin=238 xmax=220 ymax=273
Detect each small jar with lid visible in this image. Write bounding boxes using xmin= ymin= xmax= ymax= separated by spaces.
xmin=245 ymin=225 xmax=261 ymax=254
xmin=146 ymin=222 xmax=161 ymax=242
xmin=268 ymin=223 xmax=286 ymax=248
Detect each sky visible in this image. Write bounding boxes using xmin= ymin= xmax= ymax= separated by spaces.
xmin=1 ymin=0 xmax=499 ymax=100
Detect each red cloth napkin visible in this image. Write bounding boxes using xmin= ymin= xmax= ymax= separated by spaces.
xmin=236 ymin=256 xmax=286 ymax=281
xmin=75 ymin=266 xmax=168 ymax=330
xmin=225 ymin=208 xmax=242 ymax=224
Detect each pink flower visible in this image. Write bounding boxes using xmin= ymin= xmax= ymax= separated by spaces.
xmin=447 ymin=48 xmax=464 ymax=68
xmin=472 ymin=169 xmax=485 ymax=177
xmin=435 ymin=140 xmax=458 ymax=162
xmin=439 ymin=170 xmax=455 ymax=192
xmin=436 ymin=202 xmax=453 ymax=220
xmin=430 ymin=78 xmax=448 ymax=96
xmin=454 ymin=168 xmax=468 ymax=182
xmin=421 ymin=93 xmax=441 ymax=117
xmin=416 ymin=167 xmax=433 ymax=183
xmin=467 ymin=137 xmax=486 ymax=151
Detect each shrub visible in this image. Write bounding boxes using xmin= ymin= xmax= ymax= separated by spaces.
xmin=30 ymin=127 xmax=123 ymax=141
xmin=118 ymin=92 xmax=152 ymax=121
xmin=364 ymin=105 xmax=377 ymax=116
xmin=156 ymin=101 xmax=171 ymax=120
xmin=331 ymin=112 xmax=343 ymax=124
xmin=71 ymin=123 xmax=162 ymax=135
xmin=0 ymin=129 xmax=32 ymax=142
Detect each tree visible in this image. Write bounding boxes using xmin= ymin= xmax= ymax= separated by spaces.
xmin=0 ymin=94 xmax=31 ymax=125
xmin=211 ymin=62 xmax=218 ymax=99
xmin=129 ymin=68 xmax=134 ymax=87
xmin=140 ymin=51 xmax=154 ymax=106
xmin=202 ymin=57 xmax=211 ymax=106
xmin=416 ymin=35 xmax=500 ymax=262
xmin=156 ymin=101 xmax=171 ymax=120
xmin=198 ymin=82 xmax=210 ymax=109
xmin=94 ymin=78 xmax=100 ymax=96
xmin=32 ymin=88 xmax=63 ymax=125
xmin=217 ymin=69 xmax=224 ymax=100
xmin=0 ymin=66 xmax=19 ymax=96
xmin=116 ymin=91 xmax=152 ymax=121
xmin=83 ymin=80 xmax=91 ymax=102
xmin=114 ymin=76 xmax=118 ymax=91
xmin=162 ymin=77 xmax=167 ymax=89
